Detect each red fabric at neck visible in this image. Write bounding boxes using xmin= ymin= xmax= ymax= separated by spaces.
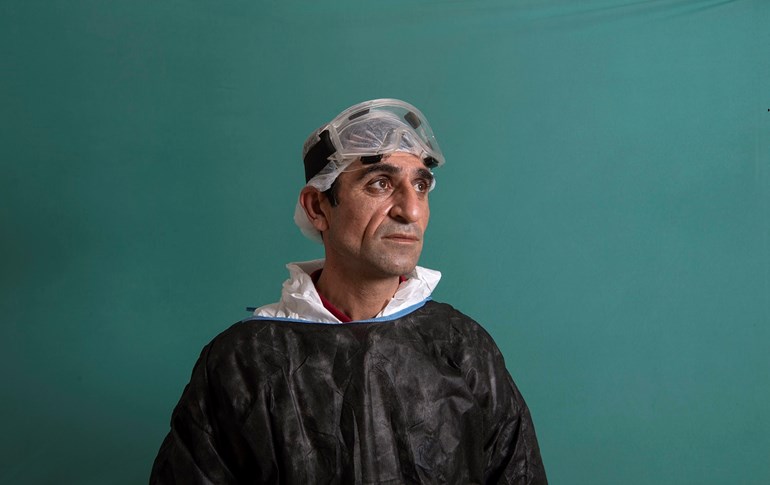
xmin=310 ymin=269 xmax=406 ymax=323
xmin=310 ymin=269 xmax=352 ymax=322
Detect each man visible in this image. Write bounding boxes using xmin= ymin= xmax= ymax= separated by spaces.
xmin=151 ymin=99 xmax=547 ymax=484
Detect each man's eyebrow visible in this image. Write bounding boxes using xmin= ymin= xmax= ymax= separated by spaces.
xmin=415 ymin=168 xmax=435 ymax=183
xmin=356 ymin=163 xmax=434 ymax=182
xmin=356 ymin=162 xmax=401 ymax=179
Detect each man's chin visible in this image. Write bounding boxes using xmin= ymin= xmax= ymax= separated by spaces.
xmin=376 ymin=260 xmax=419 ymax=279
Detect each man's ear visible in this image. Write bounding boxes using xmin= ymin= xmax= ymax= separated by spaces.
xmin=299 ymin=186 xmax=330 ymax=232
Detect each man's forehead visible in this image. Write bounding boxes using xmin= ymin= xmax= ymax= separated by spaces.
xmin=348 ymin=153 xmax=431 ymax=175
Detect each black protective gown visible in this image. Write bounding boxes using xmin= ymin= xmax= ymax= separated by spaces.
xmin=151 ymin=301 xmax=547 ymax=484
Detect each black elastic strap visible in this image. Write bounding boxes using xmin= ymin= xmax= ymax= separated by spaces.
xmin=348 ymin=108 xmax=369 ymax=120
xmin=303 ymin=129 xmax=336 ymax=182
xmin=360 ymin=154 xmax=383 ymax=164
xmin=404 ymin=111 xmax=421 ymax=128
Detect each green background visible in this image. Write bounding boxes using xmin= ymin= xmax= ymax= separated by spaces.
xmin=2 ymin=0 xmax=768 ymax=483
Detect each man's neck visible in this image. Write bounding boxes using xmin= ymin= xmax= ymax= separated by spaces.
xmin=315 ymin=262 xmax=402 ymax=321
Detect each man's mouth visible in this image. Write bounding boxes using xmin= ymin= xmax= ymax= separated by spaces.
xmin=384 ymin=234 xmax=420 ymax=242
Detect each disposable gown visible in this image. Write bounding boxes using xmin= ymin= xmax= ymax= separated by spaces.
xmin=150 ymin=300 xmax=547 ymax=484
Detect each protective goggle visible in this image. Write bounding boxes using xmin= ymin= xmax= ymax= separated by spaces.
xmin=302 ymin=98 xmax=445 ymax=182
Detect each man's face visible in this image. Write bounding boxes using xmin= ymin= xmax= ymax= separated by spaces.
xmin=321 ymin=152 xmax=433 ymax=280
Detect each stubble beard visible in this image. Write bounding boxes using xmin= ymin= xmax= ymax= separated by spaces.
xmin=363 ymin=241 xmax=422 ymax=279
xmin=358 ymin=224 xmax=424 ymax=279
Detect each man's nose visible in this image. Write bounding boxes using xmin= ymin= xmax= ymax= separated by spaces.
xmin=389 ymin=185 xmax=425 ymax=223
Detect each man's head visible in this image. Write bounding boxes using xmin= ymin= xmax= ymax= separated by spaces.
xmin=295 ymin=98 xmax=444 ymax=243
xmin=295 ymin=98 xmax=444 ymax=278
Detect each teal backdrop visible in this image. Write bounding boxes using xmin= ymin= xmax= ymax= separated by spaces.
xmin=2 ymin=1 xmax=768 ymax=483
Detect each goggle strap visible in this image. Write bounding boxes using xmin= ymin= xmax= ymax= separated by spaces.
xmin=348 ymin=108 xmax=370 ymax=120
xmin=303 ymin=129 xmax=336 ymax=182
xmin=404 ymin=111 xmax=421 ymax=128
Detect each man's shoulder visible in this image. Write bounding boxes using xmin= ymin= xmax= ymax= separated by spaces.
xmin=415 ymin=300 xmax=503 ymax=349
xmin=196 ymin=318 xmax=286 ymax=371
xmin=418 ymin=299 xmax=485 ymax=327
xmin=205 ymin=316 xmax=304 ymax=355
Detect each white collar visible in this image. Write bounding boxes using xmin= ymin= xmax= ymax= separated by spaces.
xmin=253 ymin=259 xmax=441 ymax=324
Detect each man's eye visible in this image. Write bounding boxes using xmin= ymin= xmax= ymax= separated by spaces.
xmin=414 ymin=180 xmax=429 ymax=193
xmin=367 ymin=178 xmax=391 ymax=191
